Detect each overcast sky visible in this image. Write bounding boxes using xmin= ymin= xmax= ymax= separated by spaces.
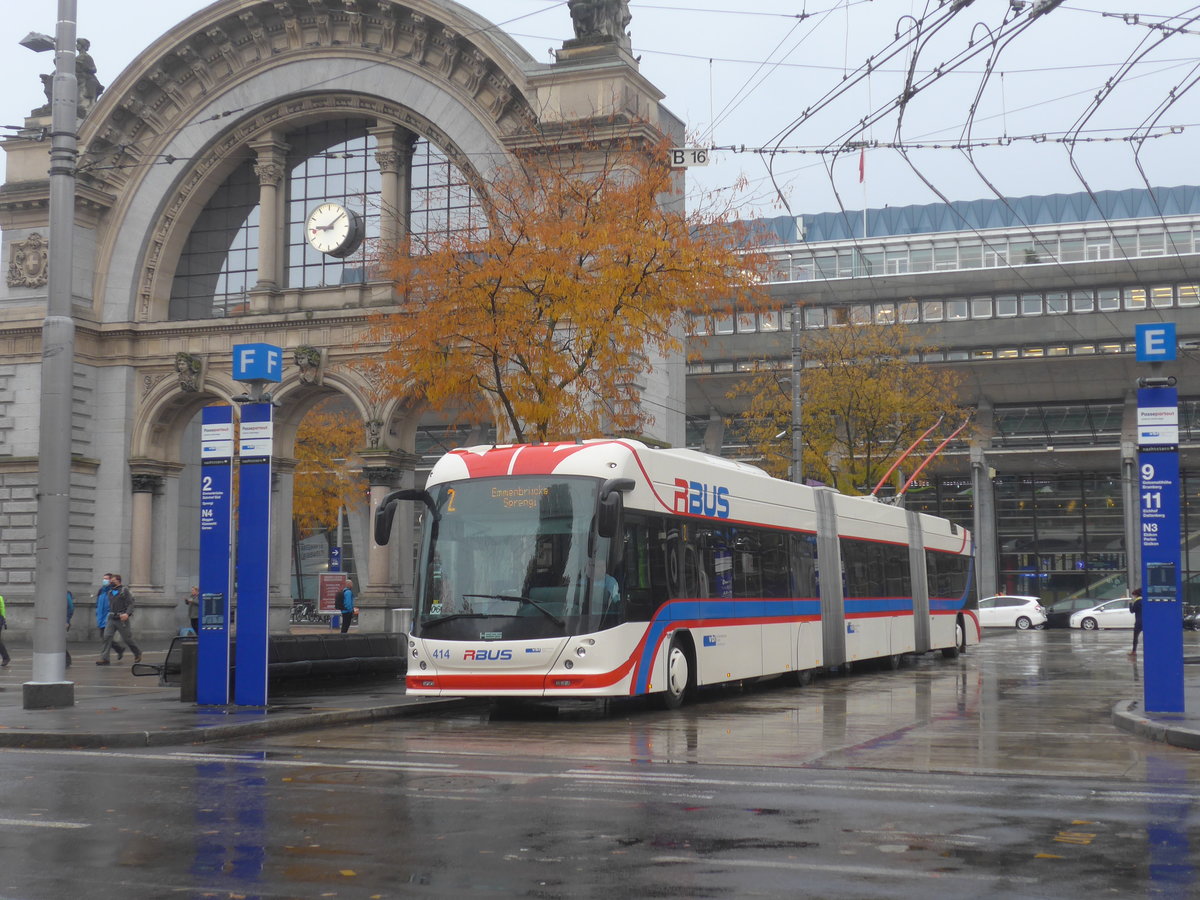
xmin=2 ymin=1 xmax=1197 ymax=220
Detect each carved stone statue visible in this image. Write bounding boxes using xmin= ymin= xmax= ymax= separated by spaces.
xmin=567 ymin=0 xmax=631 ymax=43
xmin=29 ymin=38 xmax=104 ymax=118
xmin=174 ymin=352 xmax=203 ymax=392
xmin=294 ymin=345 xmax=324 ymax=385
xmin=76 ymin=38 xmax=105 ymax=114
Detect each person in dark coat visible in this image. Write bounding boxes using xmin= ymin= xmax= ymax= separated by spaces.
xmin=1128 ymin=588 xmax=1143 ymax=656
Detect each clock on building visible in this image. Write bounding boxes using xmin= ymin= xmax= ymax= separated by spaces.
xmin=305 ymin=202 xmax=363 ymax=258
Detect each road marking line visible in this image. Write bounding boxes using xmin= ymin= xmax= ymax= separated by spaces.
xmin=651 ymin=855 xmax=1040 ymax=884
xmin=0 ymin=817 xmax=89 ymax=830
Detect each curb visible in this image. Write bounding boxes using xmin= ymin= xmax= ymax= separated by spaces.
xmin=1111 ymin=698 xmax=1200 ymax=751
xmin=0 ymin=698 xmax=471 ymax=750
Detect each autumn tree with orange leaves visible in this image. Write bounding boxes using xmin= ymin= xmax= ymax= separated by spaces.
xmin=727 ymin=321 xmax=964 ymax=493
xmin=292 ymin=399 xmax=365 ymax=535
xmin=368 ymin=132 xmax=767 ymax=443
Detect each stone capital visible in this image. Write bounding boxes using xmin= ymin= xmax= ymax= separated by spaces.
xmin=131 ymin=472 xmax=164 ymax=494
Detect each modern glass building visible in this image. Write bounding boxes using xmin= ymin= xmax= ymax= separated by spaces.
xmin=686 ymin=186 xmax=1200 ymax=606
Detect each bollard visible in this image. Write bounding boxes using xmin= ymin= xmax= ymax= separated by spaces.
xmin=180 ymin=638 xmax=198 ymax=703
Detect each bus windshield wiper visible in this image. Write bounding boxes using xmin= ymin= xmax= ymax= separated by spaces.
xmin=461 ymin=594 xmax=566 ymax=627
xmin=421 ymin=613 xmax=490 ymax=627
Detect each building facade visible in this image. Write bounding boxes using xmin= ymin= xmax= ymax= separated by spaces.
xmin=687 ymin=187 xmax=1200 ymax=606
xmin=0 ymin=0 xmax=683 ymax=639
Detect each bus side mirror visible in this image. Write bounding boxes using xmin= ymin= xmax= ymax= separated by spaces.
xmin=597 ymin=478 xmax=635 ymax=539
xmin=374 ymin=488 xmax=436 ymax=545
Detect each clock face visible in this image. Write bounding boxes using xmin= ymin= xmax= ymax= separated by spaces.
xmin=305 ymin=202 xmax=363 ymax=257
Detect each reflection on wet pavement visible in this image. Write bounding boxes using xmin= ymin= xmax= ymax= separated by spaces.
xmin=268 ymin=629 xmax=1200 ymax=781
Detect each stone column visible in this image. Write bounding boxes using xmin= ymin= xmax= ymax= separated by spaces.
xmin=249 ymin=136 xmax=288 ymax=296
xmin=370 ymin=126 xmax=417 ymax=255
xmin=359 ymin=450 xmax=420 ymax=626
xmin=129 ymin=472 xmax=163 ymax=591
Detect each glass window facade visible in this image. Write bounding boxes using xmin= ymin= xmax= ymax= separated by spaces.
xmin=169 ymin=160 xmax=260 ymax=319
xmin=168 ymin=118 xmax=481 ymax=320
xmin=286 ymin=120 xmax=380 ymax=290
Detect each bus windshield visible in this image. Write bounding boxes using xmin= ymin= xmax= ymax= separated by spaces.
xmin=414 ymin=475 xmax=610 ymax=640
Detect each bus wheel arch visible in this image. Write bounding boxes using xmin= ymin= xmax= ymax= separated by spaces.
xmin=941 ymin=616 xmax=966 ymax=658
xmin=660 ymin=631 xmax=695 ymax=710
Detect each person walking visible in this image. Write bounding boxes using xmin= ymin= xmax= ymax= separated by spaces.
xmin=0 ymin=591 xmax=10 ymax=668
xmin=1128 ymin=588 xmax=1144 ymax=657
xmin=95 ymin=574 xmax=125 ymax=661
xmin=65 ymin=590 xmax=74 ymax=668
xmin=339 ymin=578 xmax=357 ymax=634
xmin=184 ymin=585 xmax=200 ymax=634
xmin=97 ymin=573 xmax=141 ymax=665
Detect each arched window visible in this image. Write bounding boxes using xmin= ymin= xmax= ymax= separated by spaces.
xmin=168 ymin=118 xmax=481 ymax=320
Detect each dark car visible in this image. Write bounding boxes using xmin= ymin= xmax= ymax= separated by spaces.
xmin=1045 ymin=596 xmax=1110 ymax=628
xmin=1185 ymin=605 xmax=1200 ymax=631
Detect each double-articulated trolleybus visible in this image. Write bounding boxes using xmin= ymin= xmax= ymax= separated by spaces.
xmin=375 ymin=439 xmax=978 ymax=708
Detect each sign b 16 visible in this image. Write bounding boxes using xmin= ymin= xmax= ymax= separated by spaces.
xmin=670 ymin=147 xmax=709 ymax=167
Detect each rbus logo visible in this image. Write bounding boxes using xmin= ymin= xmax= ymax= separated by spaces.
xmin=464 ymin=649 xmax=513 ymax=661
xmin=673 ymin=478 xmax=731 ymax=518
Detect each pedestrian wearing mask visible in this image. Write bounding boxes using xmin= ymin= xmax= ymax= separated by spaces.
xmin=97 ymin=574 xmax=141 ymax=665
xmin=95 ymin=574 xmax=125 ymax=661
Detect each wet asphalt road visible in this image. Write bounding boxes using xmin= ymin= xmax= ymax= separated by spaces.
xmin=2 ymin=628 xmax=1199 ymax=898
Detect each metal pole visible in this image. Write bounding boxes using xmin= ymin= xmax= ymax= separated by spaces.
xmin=26 ymin=0 xmax=78 ymax=708
xmin=790 ymin=302 xmax=803 ymax=484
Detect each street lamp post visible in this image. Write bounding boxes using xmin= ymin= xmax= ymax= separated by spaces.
xmin=23 ymin=0 xmax=78 ymax=709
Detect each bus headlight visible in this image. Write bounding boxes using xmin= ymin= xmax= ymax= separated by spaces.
xmin=575 ymin=646 xmax=587 ymax=658
xmin=563 ymin=659 xmax=574 ymax=669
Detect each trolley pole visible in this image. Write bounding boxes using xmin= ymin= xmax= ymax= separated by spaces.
xmin=24 ymin=0 xmax=78 ymax=709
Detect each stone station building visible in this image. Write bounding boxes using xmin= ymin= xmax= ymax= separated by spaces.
xmin=0 ymin=0 xmax=681 ymax=639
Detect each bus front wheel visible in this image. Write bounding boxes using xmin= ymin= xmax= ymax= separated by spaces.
xmin=661 ymin=637 xmax=691 ymax=710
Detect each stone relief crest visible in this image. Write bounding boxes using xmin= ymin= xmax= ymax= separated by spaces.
xmin=7 ymin=233 xmax=49 ymax=288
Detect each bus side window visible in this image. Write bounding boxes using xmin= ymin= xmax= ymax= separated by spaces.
xmin=761 ymin=531 xmax=789 ymax=597
xmin=698 ymin=528 xmax=732 ymax=598
xmin=732 ymin=528 xmax=762 ymax=598
xmin=791 ymin=533 xmax=817 ymax=597
xmin=622 ymin=515 xmax=668 ymax=622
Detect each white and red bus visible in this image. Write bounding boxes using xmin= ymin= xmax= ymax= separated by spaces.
xmin=375 ymin=439 xmax=978 ymax=707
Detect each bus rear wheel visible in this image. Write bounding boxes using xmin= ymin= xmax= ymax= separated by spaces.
xmin=941 ymin=619 xmax=965 ymax=658
xmin=661 ymin=637 xmax=691 ymax=710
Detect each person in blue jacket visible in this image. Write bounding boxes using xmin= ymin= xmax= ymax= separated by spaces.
xmin=65 ymin=590 xmax=74 ymax=668
xmin=339 ymin=578 xmax=357 ymax=633
xmin=94 ymin=574 xmax=125 ymax=661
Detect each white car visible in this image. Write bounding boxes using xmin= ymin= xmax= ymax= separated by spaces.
xmin=977 ymin=595 xmax=1047 ymax=630
xmin=1069 ymin=597 xmax=1135 ymax=630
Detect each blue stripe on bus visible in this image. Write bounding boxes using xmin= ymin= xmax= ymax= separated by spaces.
xmin=632 ymin=594 xmax=973 ymax=695
xmin=843 ymin=597 xmax=914 ymax=614
xmin=635 ymin=598 xmax=821 ymax=695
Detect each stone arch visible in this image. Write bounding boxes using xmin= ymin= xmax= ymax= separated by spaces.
xmin=131 ymin=370 xmax=244 ymax=463
xmin=77 ymin=0 xmax=542 ymax=324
